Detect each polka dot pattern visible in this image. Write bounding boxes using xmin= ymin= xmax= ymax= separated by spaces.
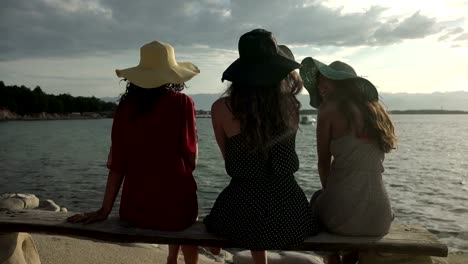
xmin=204 ymin=132 xmax=321 ymax=250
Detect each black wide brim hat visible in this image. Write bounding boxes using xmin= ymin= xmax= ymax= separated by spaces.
xmin=222 ymin=29 xmax=301 ymax=86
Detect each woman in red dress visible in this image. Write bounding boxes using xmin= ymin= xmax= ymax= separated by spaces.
xmin=68 ymin=41 xmax=200 ymax=264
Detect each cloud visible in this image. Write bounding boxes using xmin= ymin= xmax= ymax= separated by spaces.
xmin=1 ymin=0 xmax=465 ymax=61
xmin=438 ymin=27 xmax=464 ymax=41
xmin=454 ymin=32 xmax=468 ymax=41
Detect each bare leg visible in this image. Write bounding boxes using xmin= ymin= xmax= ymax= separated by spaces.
xmin=251 ymin=250 xmax=267 ymax=264
xmin=327 ymin=253 xmax=342 ymax=264
xmin=181 ymin=245 xmax=199 ymax=264
xmin=167 ymin=245 xmax=180 ymax=264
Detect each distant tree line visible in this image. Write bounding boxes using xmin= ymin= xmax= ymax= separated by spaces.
xmin=0 ymin=81 xmax=116 ymax=115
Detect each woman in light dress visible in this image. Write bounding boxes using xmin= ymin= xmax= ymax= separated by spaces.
xmin=300 ymin=57 xmax=398 ymax=264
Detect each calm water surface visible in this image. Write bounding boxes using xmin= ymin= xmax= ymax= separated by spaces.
xmin=1 ymin=115 xmax=467 ymax=251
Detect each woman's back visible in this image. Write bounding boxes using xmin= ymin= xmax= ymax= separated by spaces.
xmin=314 ymin=101 xmax=392 ymax=236
xmin=204 ymin=123 xmax=319 ymax=249
xmin=225 ymin=132 xmax=299 ymax=180
xmin=315 ymin=135 xmax=392 ymax=236
xmin=110 ymin=90 xmax=198 ymax=231
xmin=115 ymin=90 xmax=195 ymax=166
xmin=323 ymin=100 xmax=366 ymax=140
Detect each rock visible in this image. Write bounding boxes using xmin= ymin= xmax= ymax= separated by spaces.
xmin=359 ymin=251 xmax=433 ymax=264
xmin=221 ymin=250 xmax=234 ymax=263
xmin=16 ymin=194 xmax=40 ymax=209
xmin=38 ymin=200 xmax=60 ymax=212
xmin=0 ymin=198 xmax=25 ymax=210
xmin=432 ymin=256 xmax=449 ymax=264
xmin=199 ymin=248 xmax=234 ymax=263
xmin=446 ymin=252 xmax=468 ymax=264
xmin=0 ymin=232 xmax=41 ymax=264
xmin=0 ymin=193 xmax=39 ymax=209
xmin=281 ymin=251 xmax=324 ymax=264
xmin=233 ymin=250 xmax=281 ymax=264
xmin=0 ymin=193 xmax=11 ymax=199
xmin=0 ymin=193 xmax=68 ymax=213
xmin=0 ymin=108 xmax=20 ymax=120
xmin=233 ymin=250 xmax=323 ymax=264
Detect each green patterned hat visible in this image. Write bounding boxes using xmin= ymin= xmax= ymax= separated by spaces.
xmin=300 ymin=57 xmax=378 ymax=108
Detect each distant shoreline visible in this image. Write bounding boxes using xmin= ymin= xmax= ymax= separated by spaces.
xmin=2 ymin=109 xmax=468 ymax=122
xmin=389 ymin=110 xmax=468 ymax=114
xmin=198 ymin=109 xmax=468 ymax=116
xmin=298 ymin=109 xmax=468 ymax=115
xmin=0 ymin=108 xmax=113 ymax=121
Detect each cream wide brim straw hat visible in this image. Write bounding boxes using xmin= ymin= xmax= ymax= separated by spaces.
xmin=116 ymin=41 xmax=200 ymax=89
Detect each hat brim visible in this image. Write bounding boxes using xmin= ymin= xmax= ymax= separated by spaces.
xmin=278 ymin=45 xmax=295 ymax=61
xmin=300 ymin=57 xmax=378 ymax=108
xmin=116 ymin=62 xmax=200 ymax=89
xmin=222 ymin=55 xmax=301 ymax=86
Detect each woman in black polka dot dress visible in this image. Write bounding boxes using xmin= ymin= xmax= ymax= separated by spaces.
xmin=203 ymin=29 xmax=321 ymax=264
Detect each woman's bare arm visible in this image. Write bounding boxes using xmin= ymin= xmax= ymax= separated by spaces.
xmin=67 ymin=169 xmax=124 ymax=224
xmin=316 ymin=103 xmax=333 ymax=189
xmin=211 ymin=98 xmax=227 ymax=159
xmin=100 ymin=169 xmax=125 ymax=214
xmin=188 ymin=143 xmax=198 ymax=170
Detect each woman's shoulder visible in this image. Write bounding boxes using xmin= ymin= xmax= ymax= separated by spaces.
xmin=211 ymin=96 xmax=229 ymax=113
xmin=116 ymin=98 xmax=130 ymax=111
xmin=318 ymin=100 xmax=339 ymax=116
xmin=165 ymin=91 xmax=194 ymax=105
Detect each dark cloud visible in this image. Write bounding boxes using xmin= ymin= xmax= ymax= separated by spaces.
xmin=392 ymin=12 xmax=438 ymax=39
xmin=372 ymin=11 xmax=439 ymax=44
xmin=0 ymin=0 xmax=464 ymax=60
xmin=275 ymin=5 xmax=388 ymax=46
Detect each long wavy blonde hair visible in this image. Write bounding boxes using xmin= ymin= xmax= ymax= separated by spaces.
xmin=332 ymin=79 xmax=397 ymax=153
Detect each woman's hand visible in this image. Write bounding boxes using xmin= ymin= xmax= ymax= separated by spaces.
xmin=67 ymin=170 xmax=124 ymax=225
xmin=67 ymin=208 xmax=110 ymax=224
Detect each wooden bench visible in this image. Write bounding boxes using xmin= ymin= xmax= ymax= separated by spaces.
xmin=0 ymin=209 xmax=448 ymax=257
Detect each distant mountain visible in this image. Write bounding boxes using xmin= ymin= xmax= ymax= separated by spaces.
xmin=377 ymin=91 xmax=468 ymax=111
xmin=186 ymin=92 xmax=468 ymax=111
xmin=101 ymin=91 xmax=468 ymax=111
xmin=100 ymin=97 xmax=120 ymax=103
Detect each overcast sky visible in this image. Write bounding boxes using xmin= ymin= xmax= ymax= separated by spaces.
xmin=1 ymin=0 xmax=467 ymax=97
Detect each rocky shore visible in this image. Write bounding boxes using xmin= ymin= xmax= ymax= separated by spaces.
xmin=1 ymin=193 xmax=466 ymax=264
xmin=0 ymin=108 xmax=112 ymax=121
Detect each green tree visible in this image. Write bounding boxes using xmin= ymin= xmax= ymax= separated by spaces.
xmin=0 ymin=81 xmax=117 ymax=116
xmin=32 ymin=86 xmax=48 ymax=113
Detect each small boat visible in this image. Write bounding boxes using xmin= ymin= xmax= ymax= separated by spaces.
xmin=300 ymin=115 xmax=316 ymax=125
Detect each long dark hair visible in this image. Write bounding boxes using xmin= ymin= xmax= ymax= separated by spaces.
xmin=331 ymin=79 xmax=397 ymax=153
xmin=119 ymin=81 xmax=186 ymax=119
xmin=225 ymin=71 xmax=303 ymax=153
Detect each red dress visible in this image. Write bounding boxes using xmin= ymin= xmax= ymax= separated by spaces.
xmin=107 ymin=90 xmax=198 ymax=231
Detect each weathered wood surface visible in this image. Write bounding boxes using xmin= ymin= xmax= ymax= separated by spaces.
xmin=0 ymin=209 xmax=448 ymax=257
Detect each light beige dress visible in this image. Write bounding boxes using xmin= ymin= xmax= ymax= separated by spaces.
xmin=313 ymin=134 xmax=393 ymax=236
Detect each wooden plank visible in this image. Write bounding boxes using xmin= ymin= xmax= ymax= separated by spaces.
xmin=0 ymin=209 xmax=448 ymax=257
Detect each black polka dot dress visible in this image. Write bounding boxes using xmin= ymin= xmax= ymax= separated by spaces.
xmin=203 ymin=132 xmax=321 ymax=250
